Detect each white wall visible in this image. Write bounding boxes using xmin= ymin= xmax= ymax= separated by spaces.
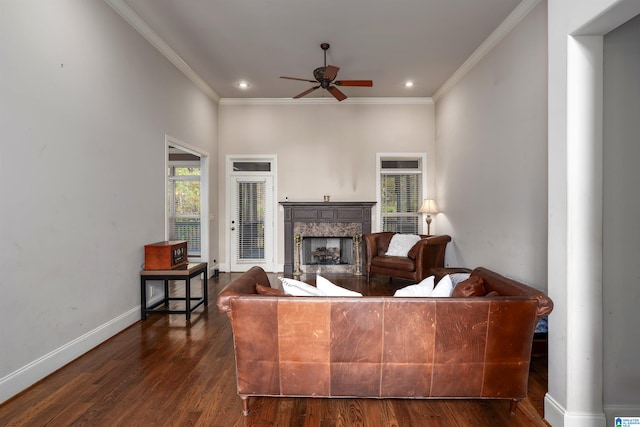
xmin=434 ymin=1 xmax=548 ymax=287
xmin=547 ymin=0 xmax=640 ymax=425
xmin=218 ymin=100 xmax=435 ymax=270
xmin=0 ymin=0 xmax=218 ymax=402
xmin=603 ymin=13 xmax=640 ymax=419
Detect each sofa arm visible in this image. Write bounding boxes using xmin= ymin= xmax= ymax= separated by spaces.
xmin=216 ymin=266 xmax=271 ymax=313
xmin=472 ymin=267 xmax=554 ymax=318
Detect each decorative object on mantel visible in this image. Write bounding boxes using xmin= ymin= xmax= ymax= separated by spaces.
xmin=353 ymin=234 xmax=363 ymax=276
xmin=294 ymin=234 xmax=303 ymax=277
xmin=323 ymin=195 xmax=330 ymax=202
xmin=417 ymin=199 xmax=438 ymax=235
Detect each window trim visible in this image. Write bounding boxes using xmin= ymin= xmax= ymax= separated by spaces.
xmin=165 ymin=135 xmax=209 ymax=267
xmin=375 ymin=153 xmax=428 ymax=233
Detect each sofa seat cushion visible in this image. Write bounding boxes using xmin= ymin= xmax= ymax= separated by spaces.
xmin=370 ymin=255 xmax=415 ymax=271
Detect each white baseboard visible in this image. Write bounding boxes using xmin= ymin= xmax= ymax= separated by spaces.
xmin=545 ymin=393 xmax=566 ymax=426
xmin=217 ymin=263 xmax=283 ymax=274
xmin=0 ymin=307 xmax=140 ymax=404
xmin=604 ymin=405 xmax=640 ymax=424
xmin=545 ymin=393 xmax=608 ymax=427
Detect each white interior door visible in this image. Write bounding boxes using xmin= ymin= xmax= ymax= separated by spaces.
xmin=230 ymin=175 xmax=274 ymax=272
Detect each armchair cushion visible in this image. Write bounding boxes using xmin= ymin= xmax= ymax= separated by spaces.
xmin=370 ymin=255 xmax=416 ymax=271
xmin=385 ymin=234 xmax=421 ymax=257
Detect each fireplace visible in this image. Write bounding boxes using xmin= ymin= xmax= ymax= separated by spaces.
xmin=303 ymin=237 xmax=353 ymax=265
xmin=281 ymin=201 xmax=375 ymax=275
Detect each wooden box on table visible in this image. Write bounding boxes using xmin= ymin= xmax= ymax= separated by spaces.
xmin=144 ymin=241 xmax=188 ymax=270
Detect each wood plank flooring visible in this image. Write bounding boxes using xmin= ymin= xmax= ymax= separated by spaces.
xmin=0 ymin=272 xmax=550 ymax=426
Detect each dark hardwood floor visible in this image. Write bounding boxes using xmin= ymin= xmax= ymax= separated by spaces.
xmin=0 ymin=272 xmax=550 ymax=426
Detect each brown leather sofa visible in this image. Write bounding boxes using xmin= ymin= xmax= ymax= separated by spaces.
xmin=363 ymin=232 xmax=451 ymax=281
xmin=217 ymin=266 xmax=553 ymax=416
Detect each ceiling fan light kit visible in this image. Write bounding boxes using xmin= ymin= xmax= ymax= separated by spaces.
xmin=280 ymin=43 xmax=373 ymax=101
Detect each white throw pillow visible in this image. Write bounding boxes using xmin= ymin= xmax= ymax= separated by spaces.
xmin=385 ymin=234 xmax=421 ymax=257
xmin=393 ymin=276 xmax=435 ymax=297
xmin=279 ymin=277 xmax=325 ymax=296
xmin=431 ymin=274 xmax=453 ymax=297
xmin=316 ymin=275 xmax=362 ymax=296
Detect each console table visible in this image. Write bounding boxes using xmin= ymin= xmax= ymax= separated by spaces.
xmin=140 ymin=262 xmax=208 ymax=321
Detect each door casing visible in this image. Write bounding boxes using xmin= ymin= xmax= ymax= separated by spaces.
xmin=225 ymin=155 xmax=278 ymax=272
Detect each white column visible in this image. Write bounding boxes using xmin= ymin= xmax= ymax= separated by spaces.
xmin=564 ymin=35 xmax=606 ymax=427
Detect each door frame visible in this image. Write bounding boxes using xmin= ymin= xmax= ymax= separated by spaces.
xmin=165 ymin=135 xmax=209 ymax=270
xmin=225 ymin=154 xmax=278 ymax=272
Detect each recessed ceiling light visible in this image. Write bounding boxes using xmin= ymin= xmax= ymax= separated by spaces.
xmin=404 ymin=81 xmax=414 ymax=88
xmin=236 ymin=81 xmax=250 ymax=89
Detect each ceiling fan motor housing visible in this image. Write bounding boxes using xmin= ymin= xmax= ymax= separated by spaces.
xmin=314 ymin=67 xmax=331 ymax=87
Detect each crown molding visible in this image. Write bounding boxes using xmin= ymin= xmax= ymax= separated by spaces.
xmin=432 ymin=0 xmax=541 ymax=102
xmin=220 ymin=97 xmax=433 ymax=106
xmin=104 ymin=0 xmax=221 ymax=103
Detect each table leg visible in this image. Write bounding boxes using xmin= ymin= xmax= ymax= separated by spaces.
xmin=164 ymin=280 xmax=169 ymax=305
xmin=186 ymin=276 xmax=191 ymax=321
xmin=140 ymin=277 xmax=147 ymax=320
xmin=203 ymin=271 xmax=208 ymax=306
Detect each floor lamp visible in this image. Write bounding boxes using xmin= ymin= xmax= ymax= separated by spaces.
xmin=418 ymin=199 xmax=438 ymax=235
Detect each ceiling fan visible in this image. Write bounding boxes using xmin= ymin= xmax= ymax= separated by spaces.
xmin=280 ymin=43 xmax=373 ymax=101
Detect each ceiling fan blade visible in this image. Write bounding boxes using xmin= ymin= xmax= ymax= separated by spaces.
xmin=293 ymin=86 xmax=320 ymax=99
xmin=327 ymin=86 xmax=347 ymax=101
xmin=334 ymin=80 xmax=373 ymax=87
xmin=281 ymin=76 xmax=317 ymax=83
xmin=323 ymin=65 xmax=340 ymax=81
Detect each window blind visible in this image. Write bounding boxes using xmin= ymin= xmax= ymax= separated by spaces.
xmin=380 ymin=171 xmax=421 ymax=234
xmin=236 ymin=181 xmax=265 ymax=260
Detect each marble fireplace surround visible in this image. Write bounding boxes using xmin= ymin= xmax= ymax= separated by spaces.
xmin=281 ymin=201 xmax=375 ymax=275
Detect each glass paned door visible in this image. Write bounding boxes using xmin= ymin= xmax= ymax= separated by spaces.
xmin=230 ymin=176 xmax=273 ymax=271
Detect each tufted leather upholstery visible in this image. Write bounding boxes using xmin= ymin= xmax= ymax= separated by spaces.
xmin=363 ymin=232 xmax=452 ymax=281
xmin=217 ymin=266 xmax=553 ymax=416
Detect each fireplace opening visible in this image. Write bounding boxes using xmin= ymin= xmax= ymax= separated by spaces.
xmin=302 ymin=237 xmax=353 ymax=265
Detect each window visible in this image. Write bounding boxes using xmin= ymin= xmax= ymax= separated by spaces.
xmin=167 ymin=163 xmax=201 ymax=257
xmin=377 ymin=154 xmax=426 ymax=234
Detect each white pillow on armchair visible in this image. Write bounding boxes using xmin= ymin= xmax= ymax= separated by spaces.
xmin=385 ymin=234 xmax=421 ymax=257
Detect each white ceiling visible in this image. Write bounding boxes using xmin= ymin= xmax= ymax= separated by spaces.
xmin=120 ymin=0 xmax=524 ymax=100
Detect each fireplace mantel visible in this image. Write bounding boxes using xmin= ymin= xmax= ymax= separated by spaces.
xmin=281 ymin=201 xmax=376 ymax=275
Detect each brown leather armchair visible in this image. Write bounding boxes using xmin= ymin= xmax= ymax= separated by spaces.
xmin=363 ymin=232 xmax=451 ymax=281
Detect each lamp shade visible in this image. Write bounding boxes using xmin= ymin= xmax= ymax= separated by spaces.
xmin=417 ymin=199 xmax=438 ymax=214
